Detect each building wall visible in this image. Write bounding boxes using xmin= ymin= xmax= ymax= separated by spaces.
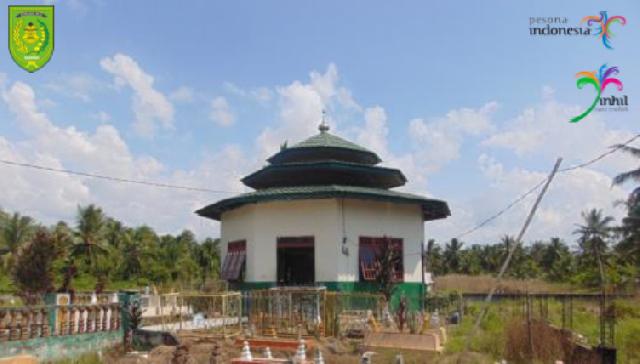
xmin=339 ymin=199 xmax=424 ymax=283
xmin=219 ymin=198 xmax=424 ymax=284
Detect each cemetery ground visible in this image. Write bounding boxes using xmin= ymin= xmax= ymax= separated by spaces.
xmin=40 ymin=288 xmax=640 ymax=363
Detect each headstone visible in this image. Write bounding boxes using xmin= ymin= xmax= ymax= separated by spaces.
xmin=295 ymin=339 xmax=306 ymax=362
xmin=360 ymin=352 xmax=376 ymax=364
xmin=394 ymin=354 xmax=405 ymax=364
xmin=264 ymin=347 xmax=273 ymax=359
xmin=241 ymin=341 xmax=252 ymax=361
xmin=430 ymin=310 xmax=440 ymax=328
xmin=192 ymin=313 xmax=205 ymax=329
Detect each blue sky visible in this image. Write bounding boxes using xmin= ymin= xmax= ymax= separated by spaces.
xmin=0 ymin=0 xmax=638 ymax=245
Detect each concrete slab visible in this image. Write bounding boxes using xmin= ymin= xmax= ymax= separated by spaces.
xmin=0 ymin=355 xmax=38 ymax=364
xmin=364 ymin=332 xmax=443 ymax=352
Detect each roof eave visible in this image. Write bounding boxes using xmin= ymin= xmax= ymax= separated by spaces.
xmin=196 ymin=190 xmax=450 ymax=222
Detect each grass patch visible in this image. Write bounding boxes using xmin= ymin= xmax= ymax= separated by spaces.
xmin=434 ymin=274 xmax=576 ymax=294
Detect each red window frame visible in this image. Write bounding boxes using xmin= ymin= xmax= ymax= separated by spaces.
xmin=221 ymin=240 xmax=246 ymax=281
xmin=358 ymin=237 xmax=403 ymax=282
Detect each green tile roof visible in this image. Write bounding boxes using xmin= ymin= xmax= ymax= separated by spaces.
xmin=290 ymin=131 xmax=374 ymax=153
xmin=196 ymin=185 xmax=450 ymax=221
xmin=242 ymin=160 xmax=407 ymax=189
xmin=267 ymin=131 xmax=382 ymax=165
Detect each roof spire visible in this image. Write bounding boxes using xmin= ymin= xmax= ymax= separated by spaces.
xmin=319 ymin=109 xmax=330 ymax=133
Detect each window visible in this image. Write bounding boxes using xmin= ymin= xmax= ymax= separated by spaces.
xmin=221 ymin=240 xmax=246 ymax=281
xmin=359 ymin=237 xmax=403 ymax=282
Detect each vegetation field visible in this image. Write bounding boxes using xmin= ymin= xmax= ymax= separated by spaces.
xmin=444 ymin=298 xmax=640 ymax=363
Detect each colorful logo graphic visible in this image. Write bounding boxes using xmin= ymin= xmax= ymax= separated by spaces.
xmin=8 ymin=5 xmax=54 ymax=73
xmin=581 ymin=11 xmax=626 ymax=49
xmin=571 ymin=64 xmax=623 ymax=123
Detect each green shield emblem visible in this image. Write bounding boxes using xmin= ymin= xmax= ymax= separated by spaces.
xmin=8 ymin=5 xmax=54 ymax=73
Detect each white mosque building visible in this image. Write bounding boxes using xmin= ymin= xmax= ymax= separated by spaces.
xmin=196 ymin=122 xmax=450 ymax=307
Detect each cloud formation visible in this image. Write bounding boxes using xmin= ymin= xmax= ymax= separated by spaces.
xmin=100 ymin=53 xmax=174 ymax=137
xmin=209 ymin=96 xmax=236 ymax=127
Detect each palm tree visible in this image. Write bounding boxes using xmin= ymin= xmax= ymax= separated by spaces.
xmin=0 ymin=212 xmax=35 ymax=272
xmin=105 ymin=219 xmax=125 ymax=249
xmin=543 ymin=238 xmax=573 ymax=282
xmin=71 ymin=205 xmax=108 ymax=274
xmin=611 ymin=149 xmax=640 ymax=286
xmin=443 ymin=238 xmax=464 ymax=273
xmin=574 ymin=209 xmax=614 ymax=262
xmin=119 ymin=232 xmax=144 ymax=283
xmin=573 ymin=209 xmax=615 ymax=346
xmin=1 ymin=212 xmax=34 ymax=254
xmin=612 ymin=145 xmax=640 ymax=186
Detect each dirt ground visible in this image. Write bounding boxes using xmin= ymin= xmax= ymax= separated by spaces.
xmin=112 ymin=334 xmax=493 ymax=364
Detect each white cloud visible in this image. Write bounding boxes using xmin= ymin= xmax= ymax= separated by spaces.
xmin=2 ymin=64 xmax=635 ymax=248
xmin=0 ymin=80 xmax=248 ymax=238
xmin=224 ymin=82 xmax=274 ymax=105
xmin=169 ymin=86 xmax=195 ymax=103
xmin=429 ymin=154 xmax=628 ymax=245
xmin=91 ymin=111 xmax=111 ymax=123
xmin=357 ymin=106 xmax=389 ymax=156
xmin=408 ymin=102 xmax=498 ymax=173
xmin=100 ymin=53 xmax=174 ymax=137
xmin=209 ymin=96 xmax=235 ymax=127
xmin=45 ymin=73 xmax=101 ymax=102
xmin=482 ymin=88 xmax=636 ymax=175
xmin=251 ymin=87 xmax=273 ymax=104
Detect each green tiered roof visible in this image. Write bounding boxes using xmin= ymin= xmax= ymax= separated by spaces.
xmin=197 ymin=122 xmax=450 ymax=221
xmin=291 ymin=131 xmax=374 ymax=152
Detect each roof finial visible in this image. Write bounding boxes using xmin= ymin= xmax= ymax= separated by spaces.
xmin=319 ymin=109 xmax=330 ymax=133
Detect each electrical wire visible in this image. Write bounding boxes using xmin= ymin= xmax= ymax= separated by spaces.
xmin=1 ymin=132 xmax=639 ymax=239
xmin=0 ymin=159 xmax=238 ymax=194
xmin=453 ymin=133 xmax=640 ymax=240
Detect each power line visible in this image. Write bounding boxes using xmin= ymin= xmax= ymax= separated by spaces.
xmin=0 ymin=159 xmax=238 ymax=194
xmin=2 ymin=132 xmax=638 ymax=232
xmin=559 ymin=133 xmax=640 ymax=172
xmin=454 ymin=179 xmax=546 ymax=240
xmin=454 ymin=133 xmax=640 ymax=240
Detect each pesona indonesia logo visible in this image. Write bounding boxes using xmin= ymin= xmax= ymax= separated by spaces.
xmin=529 ymin=16 xmax=591 ymax=36
xmin=530 ymin=11 xmax=626 ymax=49
xmin=582 ymin=11 xmax=627 ymax=49
xmin=570 ymin=64 xmax=627 ymax=123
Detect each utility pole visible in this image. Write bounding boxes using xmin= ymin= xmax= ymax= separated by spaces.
xmin=421 ymin=240 xmax=425 ymax=313
xmin=460 ymin=157 xmax=562 ymax=361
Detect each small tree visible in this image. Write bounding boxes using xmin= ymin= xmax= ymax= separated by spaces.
xmin=374 ymin=237 xmax=402 ymax=303
xmin=12 ymin=229 xmax=58 ymax=304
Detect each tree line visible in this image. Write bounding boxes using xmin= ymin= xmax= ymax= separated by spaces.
xmin=0 ymin=204 xmax=221 ymax=301
xmin=426 ymin=206 xmax=639 ymax=290
xmin=426 ymin=142 xmax=640 ymax=291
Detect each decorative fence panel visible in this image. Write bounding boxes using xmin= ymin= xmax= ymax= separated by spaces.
xmin=0 ymin=293 xmax=131 ymax=361
xmin=243 ymin=287 xmax=385 ymax=337
xmin=139 ymin=292 xmax=243 ymax=337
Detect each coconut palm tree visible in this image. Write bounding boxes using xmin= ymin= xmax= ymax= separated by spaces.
xmin=1 ymin=212 xmax=34 ymax=254
xmin=574 ymin=209 xmax=616 ymax=346
xmin=612 ymin=144 xmax=640 ymax=186
xmin=71 ymin=205 xmax=108 ymax=274
xmin=0 ymin=212 xmax=35 ymax=272
xmin=573 ymin=209 xmax=614 ymax=270
xmin=443 ymin=238 xmax=464 ymax=274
